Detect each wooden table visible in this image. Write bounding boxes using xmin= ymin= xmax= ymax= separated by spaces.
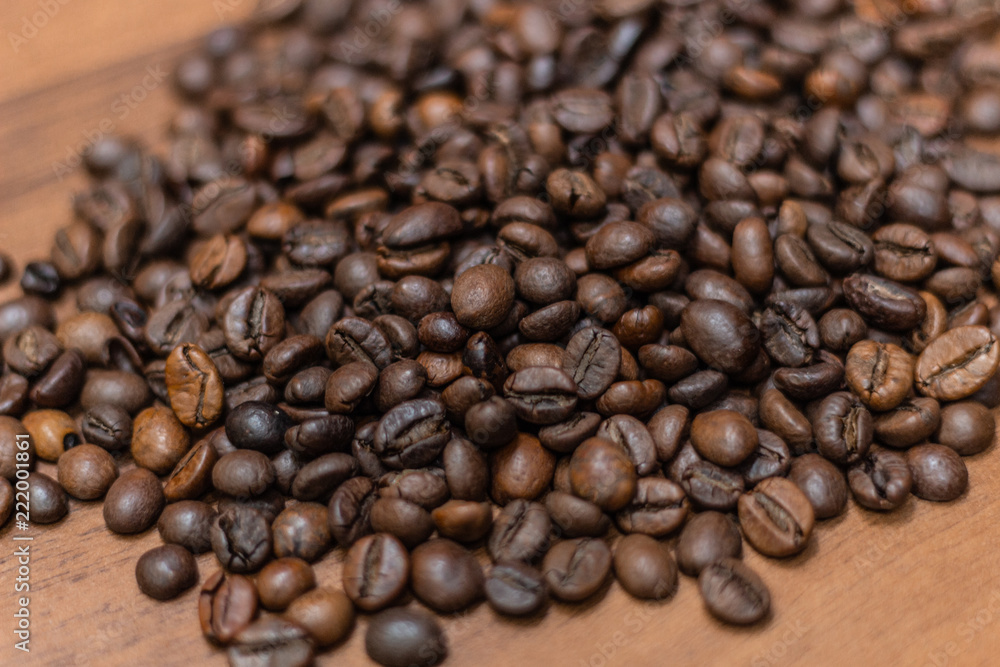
xmin=1 ymin=2 xmax=1000 ymax=665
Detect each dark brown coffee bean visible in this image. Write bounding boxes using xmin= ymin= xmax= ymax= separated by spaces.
xmin=485 ymin=561 xmax=548 ymax=616
xmin=788 ymin=454 xmax=848 ymax=520
xmin=284 ymin=587 xmax=355 ymax=648
xmin=490 ymin=433 xmax=556 ymax=504
xmin=935 ymin=401 xmax=994 ymax=456
xmin=199 ymin=570 xmax=259 ymax=645
xmin=915 ymin=325 xmax=1000 ymax=401
xmin=136 ymin=544 xmax=198 ymax=600
xmin=211 ymin=505 xmax=273 ymax=573
xmin=680 ymin=300 xmax=760 ymax=374
xmin=57 ymin=444 xmax=117 ymax=500
xmin=26 ymin=472 xmax=68 ymax=524
xmin=365 ymin=607 xmax=446 ymax=667
xmin=690 ymin=410 xmax=758 ymax=467
xmin=164 ymin=436 xmax=218 ymax=502
xmin=227 ymin=616 xmax=314 ymax=667
xmin=257 ymin=557 xmax=315 ymax=611
xmin=907 ymin=444 xmax=969 ymax=501
xmin=569 ymin=437 xmax=637 ymax=512
xmin=613 ymin=533 xmax=677 ymax=600
xmin=328 ymin=476 xmax=377 ymax=547
xmin=845 ymin=340 xmax=914 ymax=411
xmin=848 ymin=448 xmax=912 ymax=511
xmin=542 ymin=537 xmax=611 ymax=602
xmin=738 ymin=477 xmax=815 ymax=557
xmin=843 ymin=273 xmax=927 ymax=332
xmin=699 ymin=558 xmax=770 ymax=625
xmin=676 ymin=511 xmax=742 ymax=577
xmin=157 ymin=500 xmax=217 ymax=554
xmin=615 ymin=477 xmax=688 ymax=537
xmin=411 ymin=538 xmax=484 ymax=612
xmin=488 ymin=499 xmax=552 ymax=563
xmin=103 ymin=467 xmax=165 ymax=534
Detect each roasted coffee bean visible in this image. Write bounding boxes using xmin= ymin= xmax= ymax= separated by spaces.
xmin=157 ymin=500 xmax=217 ymax=553
xmin=615 ymin=477 xmax=688 ymax=537
xmin=907 ymin=444 xmax=968 ymax=502
xmin=328 ymin=476 xmax=377 ymax=547
xmin=27 ymin=472 xmax=68 ymax=524
xmin=503 ymin=367 xmax=578 ymax=424
xmin=227 ymin=617 xmax=314 ymax=667
xmin=411 ymin=538 xmax=484 ymax=613
xmin=741 ymin=430 xmax=792 ymax=486
xmin=813 ymin=392 xmax=873 ymax=464
xmin=690 ymin=410 xmax=758 ymax=467
xmin=485 ymin=561 xmax=548 ymax=616
xmin=564 ymin=327 xmax=621 ymax=401
xmin=613 ymin=534 xmax=677 ymax=600
xmin=845 ymin=340 xmax=914 ymax=411
xmin=221 ymin=287 xmax=285 ymax=362
xmin=568 ymin=437 xmax=637 ymax=512
xmin=491 ymin=433 xmax=556 ymax=504
xmin=680 ymin=300 xmax=760 ymax=374
xmin=873 ymin=398 xmax=940 ymax=449
xmin=935 ymin=401 xmax=994 ymax=456
xmin=843 ymin=274 xmax=926 ymax=332
xmin=103 ymin=467 xmax=164 ymax=534
xmin=3 ymin=326 xmax=61 ymax=378
xmin=22 ymin=409 xmax=81 ymax=462
xmin=29 ymin=350 xmax=84 ymax=408
xmin=57 ymin=444 xmax=117 ymax=500
xmin=738 ymin=477 xmax=814 ymax=557
xmin=226 ymin=401 xmax=293 ymax=454
xmin=676 ymin=511 xmax=742 ymax=577
xmin=271 ymin=502 xmax=331 ymax=563
xmin=848 ymin=448 xmax=912 ymax=511
xmin=365 ymin=607 xmax=446 ymax=667
xmin=442 ymin=438 xmax=489 ymax=501
xmin=0 ymin=374 xmax=29 ymax=417
xmin=374 ymin=399 xmax=450 ymax=469
xmin=257 ymin=557 xmax=315 ymax=611
xmin=284 ymin=587 xmax=355 ymax=648
xmin=199 ymin=570 xmax=259 ymax=645
xmin=915 ymin=326 xmax=1000 ymax=401
xmin=370 ymin=497 xmax=434 ymax=549
xmin=164 ymin=343 xmax=224 ymax=428
xmin=213 ymin=450 xmax=275 ymax=498
xmin=488 ymin=500 xmax=552 ymax=563
xmin=164 ymin=437 xmax=218 ymax=502
xmin=679 ymin=458 xmax=745 ymax=511
xmin=699 ymin=558 xmax=770 ymax=625
xmin=542 ymin=537 xmax=612 ymax=602
xmin=135 ymin=544 xmax=198 ymax=600
xmin=788 ymin=454 xmax=848 ymax=520
xmin=132 ymin=405 xmax=191 ymax=475
xmin=211 ymin=505 xmax=273 ymax=573
xmin=291 ymin=453 xmax=357 ymax=502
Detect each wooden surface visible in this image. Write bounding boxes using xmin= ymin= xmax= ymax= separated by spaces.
xmin=1 ymin=2 xmax=1000 ymax=666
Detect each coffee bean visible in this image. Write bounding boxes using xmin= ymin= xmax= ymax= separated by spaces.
xmin=737 ymin=477 xmax=815 ymax=557
xmin=488 ymin=500 xmax=552 ymax=563
xmin=272 ymin=502 xmax=331 ymax=562
xmin=158 ymin=500 xmax=217 ymax=553
xmin=104 ymin=468 xmax=165 ymax=534
xmin=787 ymin=454 xmax=848 ymax=520
xmin=907 ymin=444 xmax=968 ymax=501
xmin=485 ymin=561 xmax=548 ymax=616
xmin=843 ymin=274 xmax=926 ymax=332
xmin=615 ymin=477 xmax=688 ymax=537
xmin=22 ymin=409 xmax=81 ymax=462
xmin=57 ymin=444 xmax=117 ymax=500
xmin=680 ymin=300 xmax=760 ymax=374
xmin=211 ymin=505 xmax=273 ymax=573
xmin=699 ymin=558 xmax=770 ymax=625
xmin=613 ymin=534 xmax=677 ymax=600
xmin=374 ymin=399 xmax=450 ymax=469
xmin=365 ymin=607 xmax=446 ymax=667
xmin=132 ymin=406 xmax=191 ymax=475
xmin=845 ymin=340 xmax=914 ymax=411
xmin=165 ymin=343 xmax=224 ymax=428
xmin=213 ymin=450 xmax=276 ymax=498
xmin=935 ymin=401 xmax=994 ymax=456
xmin=542 ymin=537 xmax=612 ymax=602
xmin=227 ymin=617 xmax=314 ymax=667
xmin=490 ymin=433 xmax=556 ymax=504
xmin=198 ymin=570 xmax=258 ymax=645
xmin=690 ymin=409 xmax=758 ymax=467
xmin=135 ymin=544 xmax=198 ymax=600
xmin=411 ymin=538 xmax=484 ymax=612
xmin=225 ymin=401 xmax=293 ymax=454
xmin=257 ymin=557 xmax=315 ymax=611
xmin=676 ymin=511 xmax=743 ymax=577
xmin=848 ymin=448 xmax=912 ymax=511
xmin=27 ymin=472 xmax=68 ymax=524
xmin=164 ymin=436 xmax=218 ymax=502
xmin=915 ymin=326 xmax=1000 ymax=401
xmin=280 ymin=587 xmax=354 ymax=648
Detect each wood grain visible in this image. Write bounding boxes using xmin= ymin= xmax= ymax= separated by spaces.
xmin=2 ymin=2 xmax=1000 ymax=666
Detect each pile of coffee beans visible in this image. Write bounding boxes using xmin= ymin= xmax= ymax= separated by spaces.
xmin=3 ymin=0 xmax=1000 ymax=664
